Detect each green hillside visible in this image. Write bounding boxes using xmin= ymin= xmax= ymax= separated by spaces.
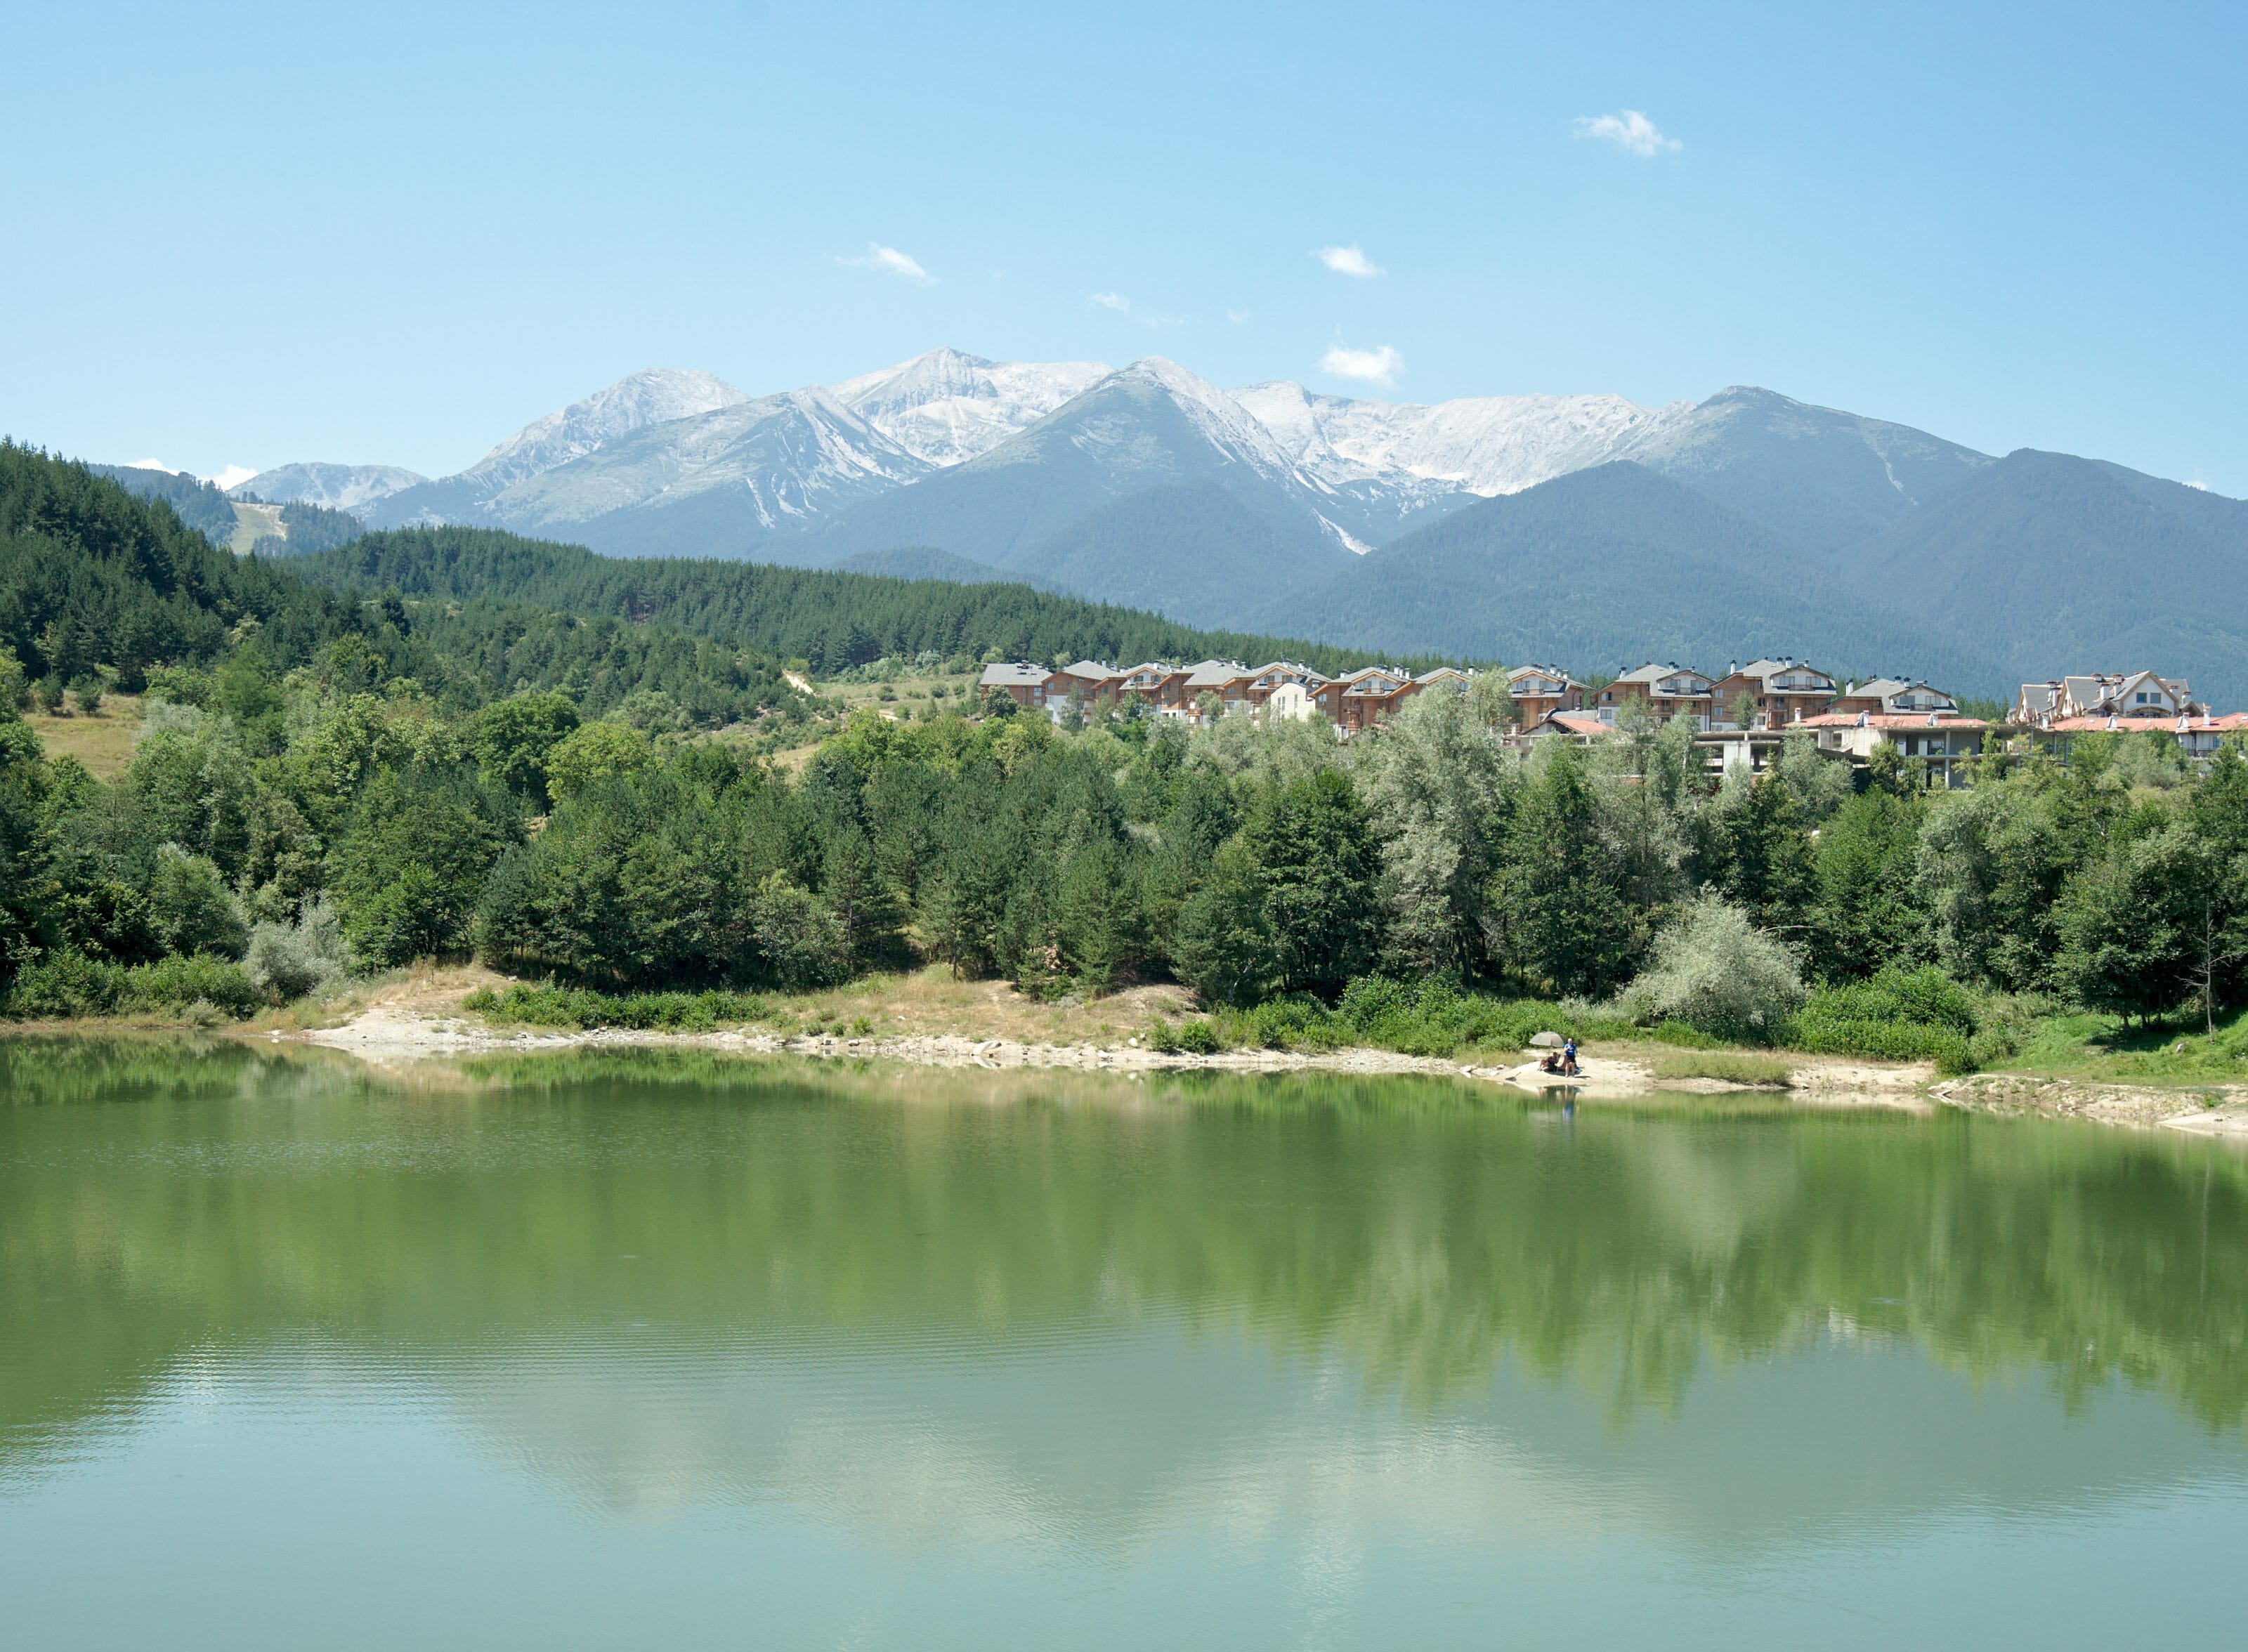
xmin=86 ymin=462 xmax=366 ymax=558
xmin=1002 ymin=479 xmax=1355 ymax=628
xmin=1840 ymin=450 xmax=2248 ymax=704
xmin=1 ymin=445 xmax=799 ymax=727
xmin=293 ymin=526 xmax=1456 ymax=676
xmin=1257 ymin=462 xmax=1995 ymax=688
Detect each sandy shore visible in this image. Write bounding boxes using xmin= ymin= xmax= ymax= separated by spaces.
xmin=293 ymin=1002 xmax=1954 ymax=1113
xmin=301 ymin=1003 xmax=1612 ymax=1084
xmin=258 ymin=976 xmax=2248 ymax=1134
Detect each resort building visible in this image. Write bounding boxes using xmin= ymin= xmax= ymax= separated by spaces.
xmin=2015 ymin=671 xmax=2201 ymax=726
xmin=978 ymin=662 xmax=1057 ymax=710
xmin=1506 ymin=665 xmax=1583 ymax=726
xmin=1830 ymin=677 xmax=1959 ymax=717
xmin=1314 ymin=666 xmax=1417 ymax=735
xmin=2029 ymin=710 xmax=2248 ymax=760
xmin=1799 ymin=711 xmax=1989 ymax=787
xmin=1709 ymin=659 xmax=1838 ymax=728
xmin=1508 ymin=709 xmax=1619 ymax=749
xmin=1593 ymin=663 xmax=1718 ymax=728
xmin=1241 ymin=661 xmax=1331 ymax=710
xmin=1120 ymin=662 xmax=1196 ymax=711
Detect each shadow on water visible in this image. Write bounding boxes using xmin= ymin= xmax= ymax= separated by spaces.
xmin=4 ymin=1035 xmax=2247 ymax=1548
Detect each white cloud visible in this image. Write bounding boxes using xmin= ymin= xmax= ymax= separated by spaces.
xmin=843 ymin=242 xmax=936 ymax=284
xmin=1319 ymin=343 xmax=1403 ymax=386
xmin=125 ymin=457 xmax=174 ymax=472
xmin=1088 ymin=291 xmax=1130 ymax=311
xmin=1315 ymin=244 xmax=1383 ymax=278
xmin=206 ymin=464 xmax=257 ymax=490
xmin=1227 ymin=308 xmax=1253 ymax=325
xmin=1574 ymin=110 xmax=1680 ymax=157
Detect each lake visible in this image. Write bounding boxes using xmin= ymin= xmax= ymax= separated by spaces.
xmin=3 ymin=1039 xmax=2244 ymax=1649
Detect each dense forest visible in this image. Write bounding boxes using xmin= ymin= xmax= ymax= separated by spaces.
xmin=3 ymin=445 xmax=2246 ymax=1068
xmin=88 ymin=461 xmax=365 ymax=556
xmin=293 ymin=527 xmax=1456 ymax=678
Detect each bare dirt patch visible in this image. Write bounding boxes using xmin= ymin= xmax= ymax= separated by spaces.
xmin=1934 ymin=1073 xmax=2248 ymax=1137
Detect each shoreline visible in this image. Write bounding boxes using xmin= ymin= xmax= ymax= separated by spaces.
xmin=8 ymin=988 xmax=2242 ymax=1136
xmin=292 ymin=1014 xmax=2248 ymax=1134
xmin=294 ymin=1001 xmax=1935 ymax=1106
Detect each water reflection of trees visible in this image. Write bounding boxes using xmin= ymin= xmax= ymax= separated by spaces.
xmin=4 ymin=1040 xmax=2246 ymax=1460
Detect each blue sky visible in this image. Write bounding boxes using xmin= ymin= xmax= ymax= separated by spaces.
xmin=4 ymin=0 xmax=2243 ymax=492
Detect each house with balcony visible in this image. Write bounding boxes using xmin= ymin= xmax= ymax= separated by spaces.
xmin=1506 ymin=665 xmax=1583 ymax=727
xmin=1830 ymin=677 xmax=1959 ymax=717
xmin=1798 ymin=710 xmax=1989 ymax=787
xmin=1314 ymin=666 xmax=1417 ymax=735
xmin=1593 ymin=663 xmax=1717 ymax=727
xmin=1709 ymin=658 xmax=1838 ymax=728
xmin=1119 ymin=662 xmax=1194 ymax=711
xmin=1242 ymin=661 xmax=1331 ymax=709
xmin=1179 ymin=660 xmax=1255 ymax=719
xmin=2015 ymin=670 xmax=2201 ymax=727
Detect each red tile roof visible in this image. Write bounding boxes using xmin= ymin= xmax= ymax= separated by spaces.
xmin=1796 ymin=713 xmax=1990 ymax=732
xmin=2041 ymin=714 xmax=2248 ymax=734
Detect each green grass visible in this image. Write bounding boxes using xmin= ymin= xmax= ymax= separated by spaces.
xmin=1980 ymin=1005 xmax=2248 ymax=1086
xmin=1649 ymin=1051 xmax=1797 ymax=1087
xmin=1194 ymin=978 xmax=1640 ymax=1061
xmin=463 ymin=983 xmax=773 ymax=1032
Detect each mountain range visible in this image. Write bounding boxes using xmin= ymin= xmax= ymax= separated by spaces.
xmin=228 ymin=348 xmax=2248 ymax=702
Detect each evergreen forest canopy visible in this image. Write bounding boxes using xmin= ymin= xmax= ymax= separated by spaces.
xmin=88 ymin=461 xmax=365 ymax=558
xmin=2 ymin=442 xmax=2247 ymax=1063
xmin=290 ymin=527 xmax=1454 ymax=678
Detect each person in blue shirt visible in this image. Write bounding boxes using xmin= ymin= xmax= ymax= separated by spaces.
xmin=1562 ymin=1037 xmax=1579 ymax=1077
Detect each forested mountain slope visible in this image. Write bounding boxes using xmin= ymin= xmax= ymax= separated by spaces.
xmin=1837 ymin=450 xmax=2248 ymax=702
xmin=1627 ymin=386 xmax=1992 ymax=552
xmin=295 ymin=527 xmax=1440 ymax=677
xmin=1256 ymin=462 xmax=1994 ymax=686
xmin=4 ymin=445 xmax=360 ymax=686
xmin=1 ymin=446 xmax=801 ymax=726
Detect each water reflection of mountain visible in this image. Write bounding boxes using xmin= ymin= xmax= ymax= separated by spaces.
xmin=4 ymin=1040 xmax=2246 ymax=1549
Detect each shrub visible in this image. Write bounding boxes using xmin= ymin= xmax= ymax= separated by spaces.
xmin=750 ymin=873 xmax=851 ymax=992
xmin=1176 ymin=1017 xmax=1224 ymax=1054
xmin=244 ymin=900 xmax=351 ymax=1000
xmin=1144 ymin=1017 xmax=1181 ymax=1054
xmin=1 ymin=952 xmax=260 ymax=1020
xmin=121 ymin=955 xmax=261 ymax=1017
xmin=4 ymin=953 xmax=126 ymax=1017
xmin=1620 ymin=898 xmax=1806 ymax=1041
xmin=1791 ymin=966 xmax=1985 ymax=1071
xmin=462 ymin=983 xmax=769 ymax=1031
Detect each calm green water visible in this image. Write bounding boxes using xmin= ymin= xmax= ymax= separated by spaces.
xmin=4 ymin=1041 xmax=2246 ymax=1649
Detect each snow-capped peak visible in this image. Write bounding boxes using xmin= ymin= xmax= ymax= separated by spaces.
xmin=1111 ymin=357 xmax=1305 ymax=479
xmin=833 ymin=347 xmax=1110 ymax=466
xmin=468 ymin=368 xmax=750 ymax=489
xmin=1231 ymin=380 xmax=1693 ymax=497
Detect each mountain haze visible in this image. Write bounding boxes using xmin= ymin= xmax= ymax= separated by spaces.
xmin=203 ymin=348 xmax=2247 ymax=701
xmin=1629 ymin=386 xmax=1993 ymax=551
xmin=1840 ymin=449 xmax=2248 ymax=702
xmin=231 ymin=461 xmax=426 ymax=512
xmin=1257 ymin=462 xmax=1989 ymax=685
